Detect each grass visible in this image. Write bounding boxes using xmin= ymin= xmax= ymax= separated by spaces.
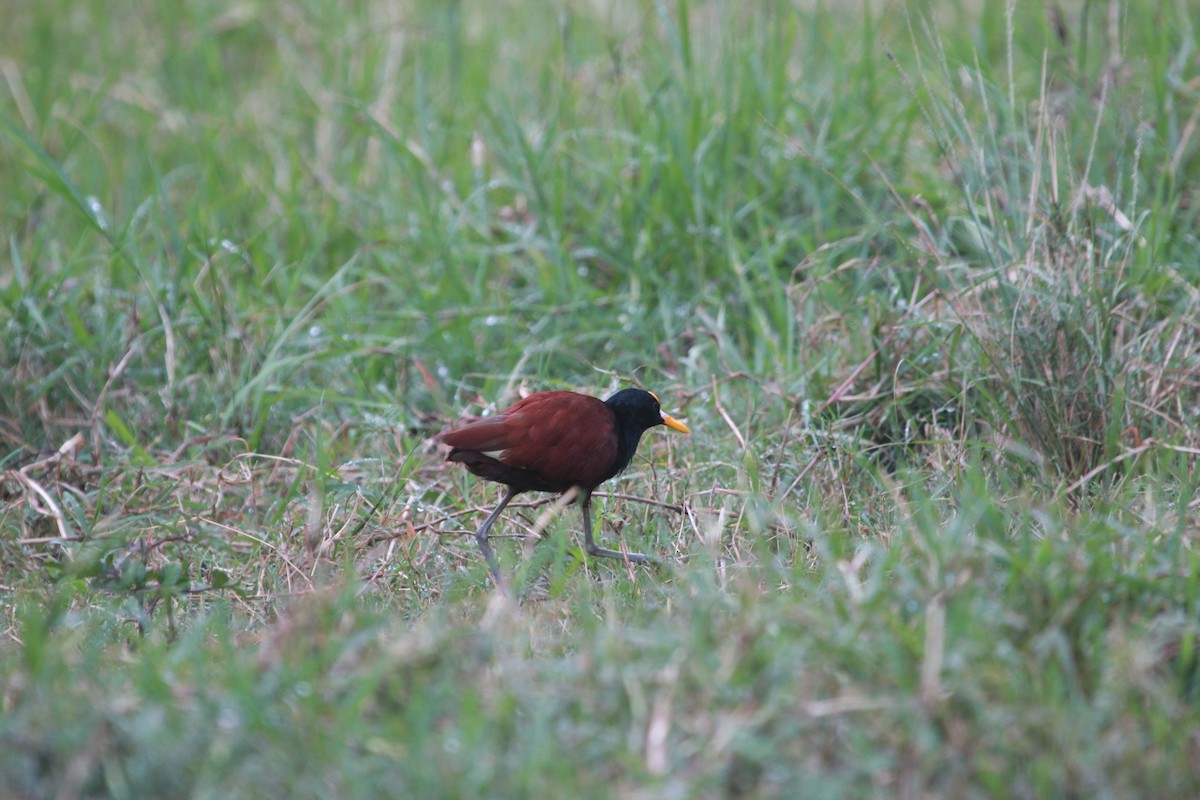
xmin=3 ymin=0 xmax=1200 ymax=796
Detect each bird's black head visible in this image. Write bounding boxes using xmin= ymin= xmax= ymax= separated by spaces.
xmin=605 ymin=388 xmax=669 ymax=432
xmin=602 ymin=389 xmax=690 ymax=478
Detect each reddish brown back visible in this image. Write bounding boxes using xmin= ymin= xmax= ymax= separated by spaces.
xmin=438 ymin=391 xmax=619 ymax=490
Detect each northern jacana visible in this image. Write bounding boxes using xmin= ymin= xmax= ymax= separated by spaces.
xmin=438 ymin=388 xmax=690 ymax=587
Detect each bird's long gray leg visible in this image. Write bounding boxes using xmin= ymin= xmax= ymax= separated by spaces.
xmin=580 ymin=492 xmax=660 ymax=565
xmin=474 ymin=487 xmax=517 ymax=591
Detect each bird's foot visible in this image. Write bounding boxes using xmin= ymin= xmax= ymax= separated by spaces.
xmin=584 ymin=543 xmax=664 ymax=568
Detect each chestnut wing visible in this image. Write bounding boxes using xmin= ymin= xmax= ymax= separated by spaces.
xmin=500 ymin=392 xmax=618 ymax=489
xmin=437 ymin=415 xmax=515 ymax=454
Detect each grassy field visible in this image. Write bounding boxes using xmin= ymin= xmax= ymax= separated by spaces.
xmin=3 ymin=0 xmax=1200 ymax=796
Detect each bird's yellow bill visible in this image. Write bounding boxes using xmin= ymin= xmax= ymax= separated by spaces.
xmin=662 ymin=413 xmax=690 ymax=434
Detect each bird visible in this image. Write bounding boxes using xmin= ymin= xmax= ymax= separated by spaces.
xmin=437 ymin=388 xmax=690 ymax=588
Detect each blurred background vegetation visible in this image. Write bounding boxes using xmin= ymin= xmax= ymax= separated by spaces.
xmin=3 ymin=0 xmax=1200 ymax=796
